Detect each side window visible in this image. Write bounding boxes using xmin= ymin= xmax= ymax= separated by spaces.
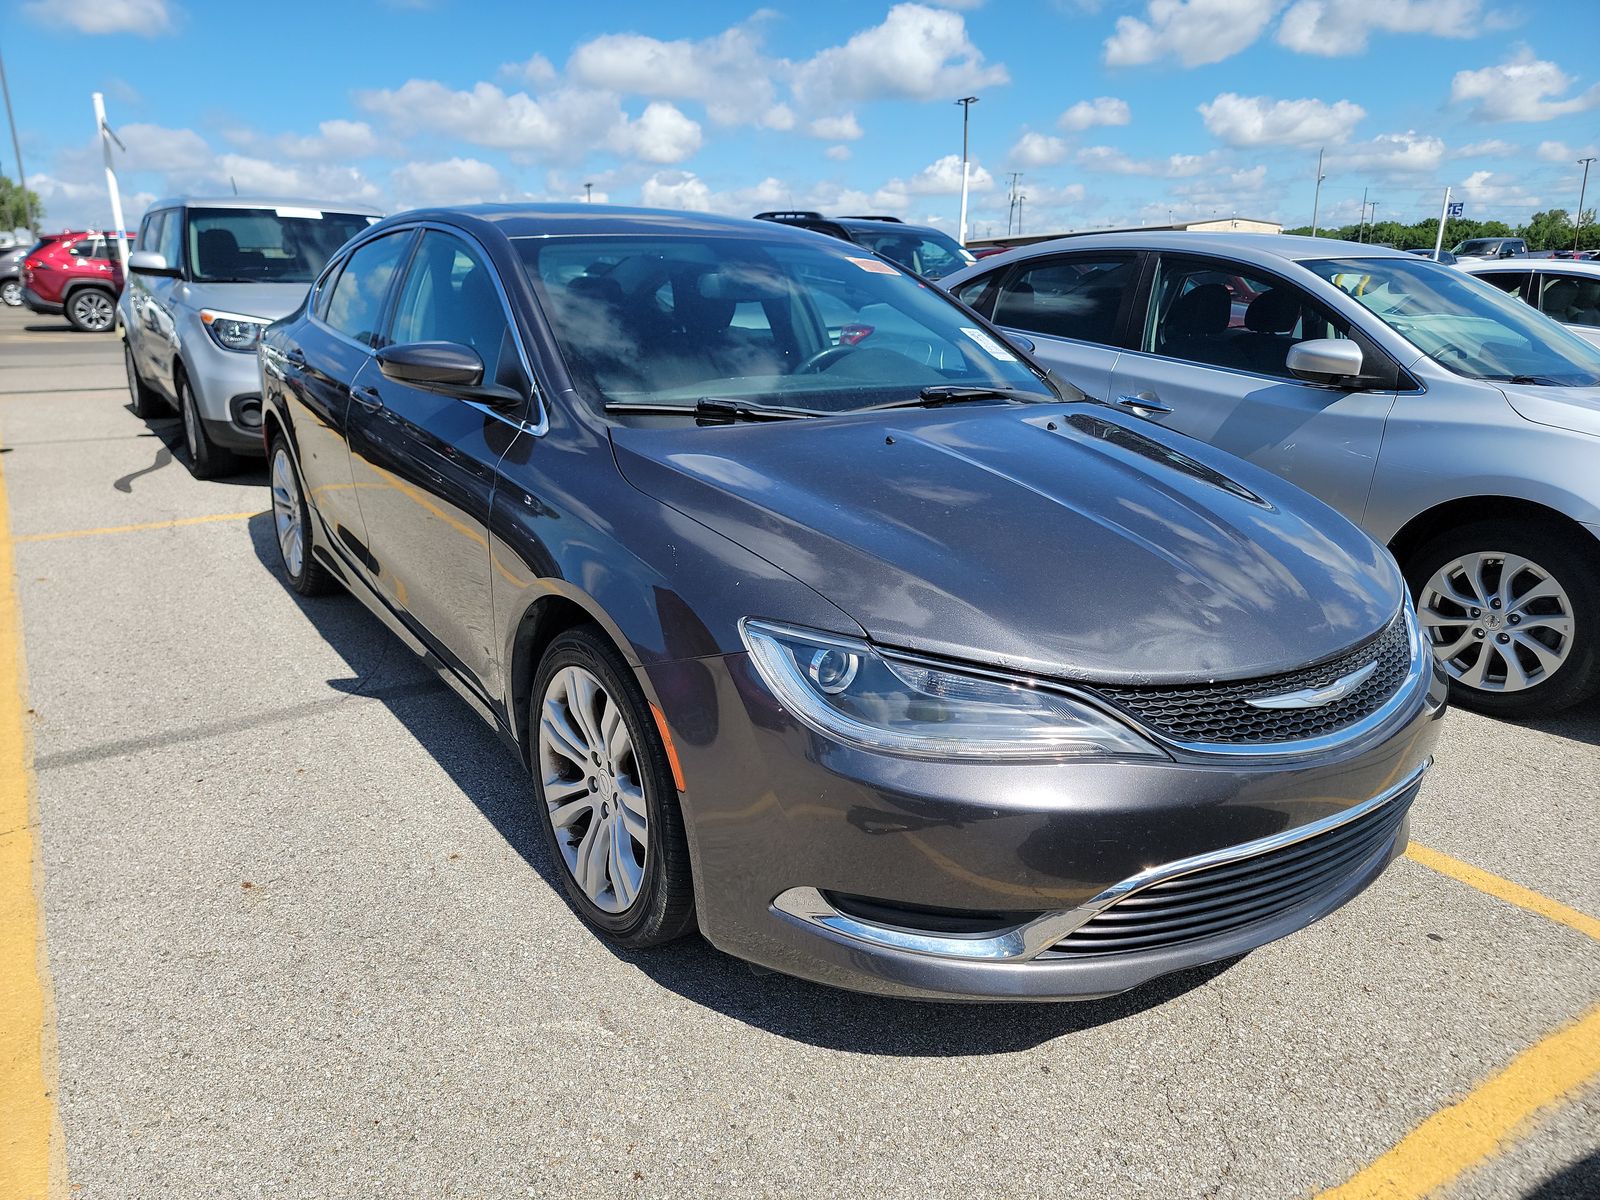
xmin=1479 ymin=271 xmax=1531 ymax=300
xmin=1539 ymin=274 xmax=1599 ymax=326
xmin=312 ymin=259 xmax=343 ymax=321
xmin=155 ymin=212 xmax=183 ymax=269
xmin=389 ymin=231 xmax=512 ymax=381
xmin=951 ymin=272 xmax=998 ymax=315
xmin=323 ymin=232 xmax=411 ymax=348
xmin=1145 ymin=256 xmax=1328 ymax=380
xmin=70 ymin=237 xmax=108 ymax=261
xmin=992 ymin=255 xmax=1136 ymax=346
xmin=136 ymin=214 xmax=158 ymax=253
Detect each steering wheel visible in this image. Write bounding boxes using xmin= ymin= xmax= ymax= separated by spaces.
xmin=795 ymin=344 xmax=861 ymax=375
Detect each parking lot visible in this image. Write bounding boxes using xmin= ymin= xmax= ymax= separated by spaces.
xmin=0 ymin=303 xmax=1595 ymax=1198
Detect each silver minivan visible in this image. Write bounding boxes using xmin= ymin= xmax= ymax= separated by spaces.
xmin=942 ymin=233 xmax=1600 ymax=717
xmin=120 ymin=196 xmax=381 ymax=476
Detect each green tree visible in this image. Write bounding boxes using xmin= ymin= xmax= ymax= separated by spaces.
xmin=0 ymin=173 xmax=42 ymax=233
xmin=1519 ymin=209 xmax=1575 ymax=251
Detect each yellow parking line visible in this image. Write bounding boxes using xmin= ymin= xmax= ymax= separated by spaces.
xmin=1407 ymin=843 xmax=1600 ymax=942
xmin=0 ymin=454 xmax=64 ymax=1198
xmin=1317 ymin=1004 xmax=1600 ymax=1200
xmin=15 ymin=510 xmax=262 ymax=544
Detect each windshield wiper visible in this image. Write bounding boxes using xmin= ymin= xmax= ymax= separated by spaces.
xmin=857 ymin=384 xmax=1046 ymax=412
xmin=604 ymin=398 xmax=819 ymax=422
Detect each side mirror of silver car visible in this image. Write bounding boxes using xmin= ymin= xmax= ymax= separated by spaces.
xmin=1286 ymin=338 xmax=1364 ymax=386
xmin=127 ymin=250 xmax=179 ymax=277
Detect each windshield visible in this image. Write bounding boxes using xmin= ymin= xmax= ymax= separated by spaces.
xmin=186 ymin=206 xmax=377 ymax=284
xmin=1306 ymin=256 xmax=1600 ymax=386
xmin=515 ymin=234 xmax=1051 ymax=413
xmin=848 ymin=227 xmax=976 ymax=280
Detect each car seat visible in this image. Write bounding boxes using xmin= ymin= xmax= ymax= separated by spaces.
xmin=1160 ymin=283 xmax=1234 ymax=366
xmin=1240 ymin=289 xmax=1302 ymax=376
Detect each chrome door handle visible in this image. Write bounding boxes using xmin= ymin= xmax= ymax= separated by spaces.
xmin=1117 ymin=393 xmax=1172 ymax=415
xmin=352 ymin=385 xmax=384 ymax=412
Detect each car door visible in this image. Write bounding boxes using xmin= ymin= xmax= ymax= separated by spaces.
xmin=1107 ymin=253 xmax=1399 ymax=523
xmin=346 ymin=227 xmax=529 ymax=696
xmin=1534 ymin=270 xmax=1600 ymax=347
xmin=976 ymin=252 xmax=1141 ymax=400
xmin=278 ymin=228 xmax=416 ymax=576
xmin=1470 ymin=267 xmax=1533 ymax=306
xmin=130 ymin=210 xmax=181 ymax=390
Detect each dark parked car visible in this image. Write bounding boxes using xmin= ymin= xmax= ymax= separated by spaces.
xmin=1 ymin=242 xmax=31 ymax=307
xmin=1405 ymin=247 xmax=1457 ymax=265
xmin=260 ymin=205 xmax=1444 ymax=1002
xmin=753 ymin=210 xmax=976 ymax=279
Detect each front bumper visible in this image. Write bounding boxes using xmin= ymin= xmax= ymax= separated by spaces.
xmin=21 ymin=285 xmax=62 ymax=315
xmin=183 ymin=334 xmax=267 ymax=454
xmin=645 ymin=650 xmax=1447 ymax=1002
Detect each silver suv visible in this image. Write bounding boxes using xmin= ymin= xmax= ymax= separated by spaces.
xmin=942 ymin=233 xmax=1600 ymax=716
xmin=119 ymin=197 xmax=381 ymax=476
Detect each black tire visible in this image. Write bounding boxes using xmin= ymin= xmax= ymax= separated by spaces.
xmin=530 ymin=627 xmax=696 ymax=949
xmin=177 ymin=370 xmax=238 ymax=479
xmin=1404 ymin=518 xmax=1600 ymax=718
xmin=124 ymin=342 xmax=167 ymax=418
xmin=0 ymin=278 xmax=20 ymax=307
xmin=267 ymin=435 xmax=337 ymax=597
xmin=64 ymin=287 xmax=116 ymax=333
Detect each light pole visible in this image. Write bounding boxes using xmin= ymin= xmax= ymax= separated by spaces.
xmin=1358 ymin=187 xmax=1369 ymax=242
xmin=1310 ymin=147 xmax=1326 ymax=237
xmin=0 ymin=44 xmax=33 ymax=233
xmin=584 ymin=181 xmax=593 ymax=204
xmin=954 ymin=95 xmax=979 ymax=246
xmin=1575 ymin=157 xmax=1595 ymax=253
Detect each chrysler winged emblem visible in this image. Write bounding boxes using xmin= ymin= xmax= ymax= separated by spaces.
xmin=1245 ymin=661 xmax=1378 ymax=710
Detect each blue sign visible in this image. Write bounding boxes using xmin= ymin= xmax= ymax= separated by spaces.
xmin=1447 ymin=202 xmax=1465 ymax=218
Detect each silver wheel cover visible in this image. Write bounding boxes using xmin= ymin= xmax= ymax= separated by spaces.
xmin=270 ymin=447 xmax=303 ymax=578
xmin=73 ymin=291 xmax=113 ymax=330
xmin=0 ymin=279 xmax=20 ymax=305
xmin=537 ymin=665 xmax=649 ymax=913
xmin=1420 ymin=550 xmax=1574 ymax=693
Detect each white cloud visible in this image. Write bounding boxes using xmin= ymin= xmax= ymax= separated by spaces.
xmin=23 ymin=0 xmax=172 ymax=35
xmin=274 ymin=120 xmax=381 ymax=162
xmin=1009 ymin=131 xmax=1068 ymax=167
xmin=1277 ymin=0 xmax=1491 ymax=56
xmin=391 ymin=158 xmax=507 ymax=206
xmin=1104 ymin=0 xmax=1280 ymax=67
xmin=825 ymin=145 xmax=853 ymax=162
xmin=792 ymin=3 xmax=1009 ymax=104
xmin=358 ymin=80 xmax=625 ymax=159
xmin=1331 ymin=131 xmax=1447 ymax=174
xmin=1057 ymin=96 xmax=1131 ymax=131
xmin=1077 ymin=146 xmax=1216 ymax=176
xmin=1455 ymin=139 xmax=1517 ymax=157
xmin=807 ymin=114 xmax=864 ymax=141
xmin=1451 ymin=49 xmax=1600 ymax=122
xmin=762 ymin=105 xmax=797 ymax=131
xmin=1199 ymin=92 xmax=1366 ymax=146
xmin=118 ymin=123 xmax=212 ymax=172
xmin=905 ymin=154 xmax=995 ymax=195
xmin=1456 ymin=168 xmax=1541 ymax=209
xmin=502 ymin=54 xmax=558 ymax=87
xmin=609 ymin=102 xmax=703 ymax=164
xmin=567 ymin=25 xmax=776 ymax=126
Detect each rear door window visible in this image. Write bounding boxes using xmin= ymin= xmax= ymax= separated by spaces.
xmin=322 ymin=232 xmax=412 ymax=348
xmin=1538 ymin=272 xmax=1600 ymax=328
xmin=992 ymin=254 xmax=1137 ymax=346
xmin=1477 ymin=271 xmax=1532 ymax=301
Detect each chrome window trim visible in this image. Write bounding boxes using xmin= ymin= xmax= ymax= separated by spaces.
xmin=770 ymin=757 xmax=1430 ymax=963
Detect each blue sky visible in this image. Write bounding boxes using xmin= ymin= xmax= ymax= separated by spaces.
xmin=4 ymin=0 xmax=1599 ymax=237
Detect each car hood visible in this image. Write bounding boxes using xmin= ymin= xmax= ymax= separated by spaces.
xmin=611 ymin=403 xmax=1403 ymax=685
xmin=1497 ymin=381 xmax=1600 ymax=440
xmin=175 ymin=281 xmax=311 ymax=321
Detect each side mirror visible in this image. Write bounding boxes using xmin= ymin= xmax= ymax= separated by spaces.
xmin=1006 ymin=333 xmax=1036 ymax=354
xmin=1286 ymin=338 xmax=1365 ymax=386
xmin=128 ymin=250 xmax=179 ymax=277
xmin=375 ymin=341 xmax=525 ymax=409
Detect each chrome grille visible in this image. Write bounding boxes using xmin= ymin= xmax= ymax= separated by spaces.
xmin=1089 ymin=613 xmax=1412 ymax=746
xmin=1043 ymin=779 xmax=1418 ymax=957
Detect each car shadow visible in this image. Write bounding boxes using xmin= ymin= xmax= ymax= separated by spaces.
xmin=1515 ymin=693 xmax=1600 ymax=747
xmin=244 ymin=512 xmax=1245 ymax=1055
xmin=122 ymin=404 xmax=268 ymax=493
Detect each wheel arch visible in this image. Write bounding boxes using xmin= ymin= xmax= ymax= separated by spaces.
xmin=1388 ymin=496 xmax=1600 ymax=571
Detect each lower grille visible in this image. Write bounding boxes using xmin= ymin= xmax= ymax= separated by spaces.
xmin=1089 ymin=612 xmax=1413 ymax=746
xmin=1044 ymin=780 xmax=1418 ymax=957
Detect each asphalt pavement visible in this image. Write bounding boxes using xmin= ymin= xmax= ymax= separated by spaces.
xmin=1 ymin=304 xmax=1596 ymax=1199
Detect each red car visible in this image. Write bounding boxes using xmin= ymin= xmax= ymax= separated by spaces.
xmin=21 ymin=231 xmax=133 ymax=332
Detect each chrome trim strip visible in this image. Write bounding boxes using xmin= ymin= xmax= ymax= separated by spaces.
xmin=769 ymin=758 xmax=1430 ymax=963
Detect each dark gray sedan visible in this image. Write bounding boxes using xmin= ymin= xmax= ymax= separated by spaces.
xmin=258 ymin=205 xmax=1446 ymax=1001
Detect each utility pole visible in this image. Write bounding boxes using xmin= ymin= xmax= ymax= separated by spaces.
xmin=1005 ymin=171 xmax=1022 ymax=237
xmin=1016 ymin=189 xmax=1024 ymax=237
xmin=93 ymin=93 xmax=129 ymax=274
xmin=1368 ymin=200 xmax=1380 ymax=242
xmin=584 ymin=181 xmax=594 ymax=204
xmin=954 ymin=95 xmax=979 ymax=246
xmin=0 ymin=44 xmax=33 ymax=233
xmin=1575 ymin=157 xmax=1595 ymax=253
xmin=1358 ymin=187 xmax=1369 ymax=242
xmin=1310 ymin=147 xmax=1326 ymax=237
xmin=1433 ymin=185 xmax=1452 ymax=261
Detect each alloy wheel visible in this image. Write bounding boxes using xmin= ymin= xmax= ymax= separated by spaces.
xmin=270 ymin=446 xmax=304 ymax=579
xmin=1419 ymin=550 xmax=1574 ymax=693
xmin=0 ymin=279 xmax=20 ymax=307
xmin=70 ymin=291 xmax=114 ymax=331
xmin=181 ymin=381 xmax=201 ymax=459
xmin=537 ymin=665 xmax=649 ymax=913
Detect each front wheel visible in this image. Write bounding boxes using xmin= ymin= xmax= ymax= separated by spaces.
xmin=1406 ymin=519 xmax=1600 ymax=717
xmin=0 ymin=278 xmax=20 ymax=307
xmin=268 ymin=437 xmax=336 ymax=596
xmin=178 ymin=372 xmax=238 ymax=479
xmin=531 ymin=628 xmax=696 ymax=949
xmin=65 ymin=288 xmax=116 ymax=332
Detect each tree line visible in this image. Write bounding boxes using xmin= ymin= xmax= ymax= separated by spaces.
xmin=1284 ymin=210 xmax=1599 ymax=252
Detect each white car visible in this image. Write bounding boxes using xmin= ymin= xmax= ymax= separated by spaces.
xmin=1459 ymin=258 xmax=1600 ymax=348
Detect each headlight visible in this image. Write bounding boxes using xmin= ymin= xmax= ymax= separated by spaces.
xmin=201 ymin=309 xmax=268 ymax=352
xmin=741 ymin=620 xmax=1164 ymax=761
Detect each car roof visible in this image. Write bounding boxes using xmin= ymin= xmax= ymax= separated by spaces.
xmin=1460 ymin=257 xmax=1600 ymax=274
xmin=373 ymin=203 xmax=836 ymax=243
xmin=975 ymin=230 xmax=1411 ymax=265
xmin=147 ymin=195 xmax=385 ymax=215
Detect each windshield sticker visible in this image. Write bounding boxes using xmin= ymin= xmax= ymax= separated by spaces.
xmin=846 ymin=256 xmax=898 ymax=275
xmin=960 ymin=327 xmax=1018 ymax=362
xmin=274 ymin=207 xmax=324 ymax=219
